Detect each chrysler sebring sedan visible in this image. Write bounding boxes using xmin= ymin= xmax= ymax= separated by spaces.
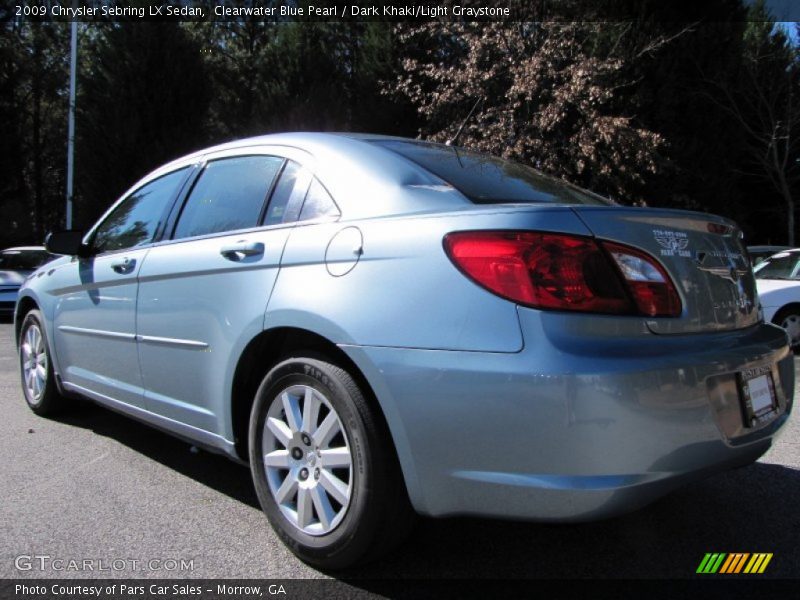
xmin=15 ymin=133 xmax=793 ymax=568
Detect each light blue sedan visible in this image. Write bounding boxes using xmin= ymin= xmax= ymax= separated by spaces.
xmin=15 ymin=133 xmax=793 ymax=568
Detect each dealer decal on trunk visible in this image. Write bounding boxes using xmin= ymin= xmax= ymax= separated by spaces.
xmin=653 ymin=229 xmax=691 ymax=257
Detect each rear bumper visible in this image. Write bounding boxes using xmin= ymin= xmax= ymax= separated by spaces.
xmin=342 ymin=318 xmax=793 ymax=521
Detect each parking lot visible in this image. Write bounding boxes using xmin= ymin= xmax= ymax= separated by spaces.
xmin=1 ymin=320 xmax=798 ymax=581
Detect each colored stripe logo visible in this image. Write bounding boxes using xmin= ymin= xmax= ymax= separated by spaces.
xmin=696 ymin=553 xmax=773 ymax=574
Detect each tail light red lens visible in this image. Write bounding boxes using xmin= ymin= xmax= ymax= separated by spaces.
xmin=603 ymin=241 xmax=682 ymax=317
xmin=443 ymin=231 xmax=681 ymax=317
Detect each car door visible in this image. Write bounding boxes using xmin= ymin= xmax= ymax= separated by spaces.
xmin=135 ymin=150 xmax=311 ymax=434
xmin=52 ymin=167 xmax=191 ymax=408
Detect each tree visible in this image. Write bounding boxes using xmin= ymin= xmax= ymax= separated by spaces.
xmin=581 ymin=4 xmax=750 ymax=220
xmin=271 ymin=21 xmax=411 ymax=133
xmin=189 ymin=19 xmax=414 ymax=137
xmin=0 ymin=20 xmax=69 ymax=246
xmin=703 ymin=15 xmax=800 ymax=244
xmin=0 ymin=19 xmax=30 ymax=247
xmin=387 ymin=21 xmax=665 ymax=203
xmin=188 ymin=19 xmax=283 ymax=138
xmin=76 ymin=22 xmax=211 ymax=226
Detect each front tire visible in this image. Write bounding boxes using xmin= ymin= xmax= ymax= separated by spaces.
xmin=248 ymin=356 xmax=413 ymax=569
xmin=19 ymin=309 xmax=65 ymax=415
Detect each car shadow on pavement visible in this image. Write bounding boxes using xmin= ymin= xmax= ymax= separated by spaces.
xmin=52 ymin=402 xmax=799 ymax=580
xmin=51 ymin=402 xmax=261 ymax=510
xmin=350 ymin=461 xmax=800 ymax=581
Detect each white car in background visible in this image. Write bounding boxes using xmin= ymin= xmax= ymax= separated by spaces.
xmin=755 ymin=248 xmax=800 ymax=347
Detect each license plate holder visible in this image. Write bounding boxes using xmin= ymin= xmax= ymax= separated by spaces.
xmin=738 ymin=366 xmax=778 ymax=427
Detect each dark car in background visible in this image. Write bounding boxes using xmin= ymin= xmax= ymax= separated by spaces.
xmin=0 ymin=247 xmax=56 ymax=317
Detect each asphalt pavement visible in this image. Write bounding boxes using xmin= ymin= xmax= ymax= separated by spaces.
xmin=1 ymin=321 xmax=799 ymax=581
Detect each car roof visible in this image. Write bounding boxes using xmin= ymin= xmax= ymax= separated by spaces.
xmin=167 ymin=132 xmax=418 ymax=160
xmin=747 ymin=245 xmax=793 ymax=251
xmin=158 ymin=132 xmax=416 ymax=165
xmin=131 ymin=133 xmax=472 ymax=221
xmin=2 ymin=246 xmax=47 ymax=252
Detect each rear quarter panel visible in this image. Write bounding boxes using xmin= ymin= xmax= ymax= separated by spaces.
xmin=265 ymin=206 xmax=594 ymax=351
xmin=265 ymin=206 xmax=595 ymax=510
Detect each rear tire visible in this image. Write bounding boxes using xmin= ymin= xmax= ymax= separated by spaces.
xmin=248 ymin=356 xmax=414 ymax=569
xmin=19 ymin=309 xmax=65 ymax=416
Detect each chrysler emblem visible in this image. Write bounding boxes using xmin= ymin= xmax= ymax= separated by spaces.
xmin=696 ymin=264 xmax=749 ymax=284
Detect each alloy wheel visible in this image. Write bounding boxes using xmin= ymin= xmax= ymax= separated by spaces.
xmin=21 ymin=322 xmax=48 ymax=404
xmin=261 ymin=384 xmax=353 ymax=536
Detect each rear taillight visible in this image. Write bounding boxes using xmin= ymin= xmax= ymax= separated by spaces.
xmin=443 ymin=231 xmax=681 ymax=317
xmin=603 ymin=241 xmax=682 ymax=317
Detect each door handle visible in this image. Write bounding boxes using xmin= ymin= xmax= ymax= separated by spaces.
xmin=220 ymin=241 xmax=264 ymax=261
xmin=110 ymin=257 xmax=136 ymax=274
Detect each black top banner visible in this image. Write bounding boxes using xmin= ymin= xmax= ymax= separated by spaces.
xmin=3 ymin=0 xmax=798 ymax=23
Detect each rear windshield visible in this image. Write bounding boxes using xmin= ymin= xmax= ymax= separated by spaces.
xmin=373 ymin=140 xmax=610 ymax=206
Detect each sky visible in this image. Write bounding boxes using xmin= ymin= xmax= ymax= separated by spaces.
xmin=761 ymin=0 xmax=800 ymax=21
xmin=777 ymin=22 xmax=799 ymax=45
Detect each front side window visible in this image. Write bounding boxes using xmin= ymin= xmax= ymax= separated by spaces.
xmin=92 ymin=168 xmax=188 ymax=254
xmin=173 ymin=155 xmax=284 ymax=240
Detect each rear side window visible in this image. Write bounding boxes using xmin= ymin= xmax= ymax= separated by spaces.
xmin=264 ymin=161 xmax=303 ymax=226
xmin=263 ymin=162 xmax=339 ymax=224
xmin=173 ymin=156 xmax=283 ymax=239
xmin=373 ymin=140 xmax=610 ymax=206
xmin=93 ymin=168 xmax=188 ymax=254
xmin=299 ymin=178 xmax=340 ymax=221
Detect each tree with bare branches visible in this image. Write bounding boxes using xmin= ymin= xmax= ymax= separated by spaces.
xmin=702 ymin=19 xmax=800 ymax=244
xmin=386 ymin=21 xmax=670 ymax=203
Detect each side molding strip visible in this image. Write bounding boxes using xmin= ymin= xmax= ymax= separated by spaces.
xmin=58 ymin=325 xmax=135 ymax=341
xmin=58 ymin=326 xmax=208 ymax=349
xmin=136 ymin=334 xmax=209 ymax=349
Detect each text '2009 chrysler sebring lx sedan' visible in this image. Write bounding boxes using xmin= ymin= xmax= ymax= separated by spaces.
xmin=15 ymin=133 xmax=793 ymax=568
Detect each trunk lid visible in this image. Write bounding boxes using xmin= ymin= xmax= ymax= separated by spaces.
xmin=571 ymin=206 xmax=758 ymax=334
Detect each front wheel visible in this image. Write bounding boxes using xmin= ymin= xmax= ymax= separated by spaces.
xmin=19 ymin=309 xmax=65 ymax=415
xmin=248 ymin=356 xmax=413 ymax=569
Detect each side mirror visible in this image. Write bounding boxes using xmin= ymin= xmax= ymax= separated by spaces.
xmin=45 ymin=230 xmax=89 ymax=256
